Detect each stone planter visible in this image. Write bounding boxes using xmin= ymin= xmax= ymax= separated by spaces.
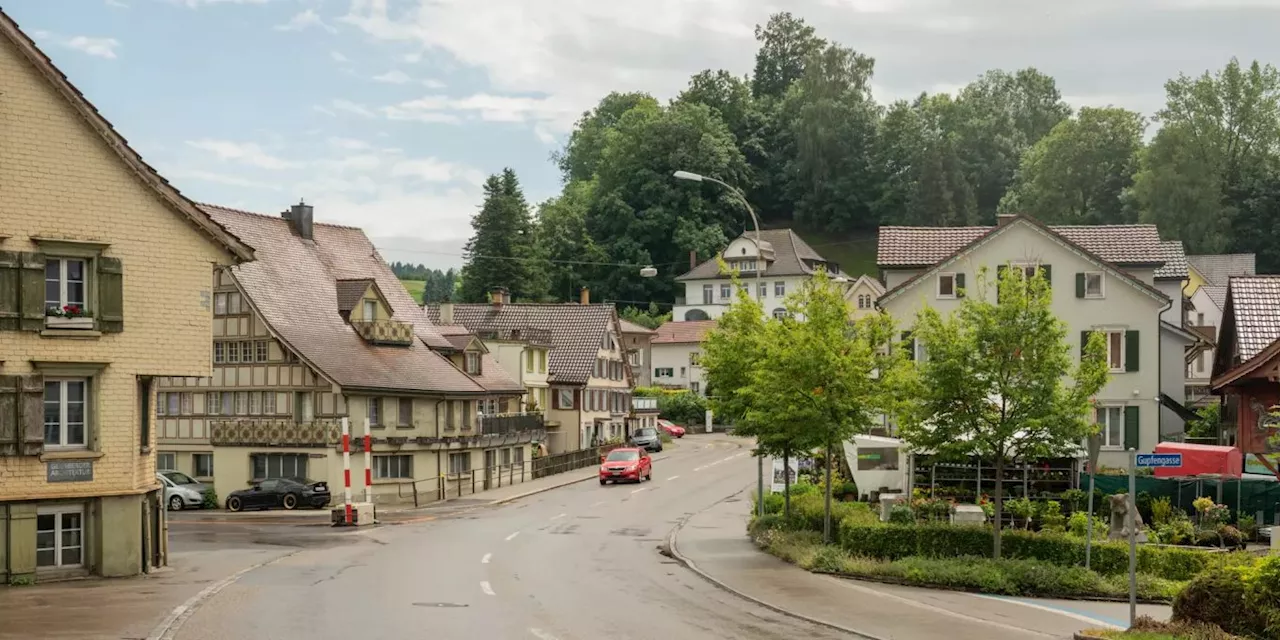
xmin=45 ymin=316 xmax=94 ymax=329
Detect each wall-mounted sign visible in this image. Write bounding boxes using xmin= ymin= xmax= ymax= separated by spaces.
xmin=47 ymin=459 xmax=94 ymax=483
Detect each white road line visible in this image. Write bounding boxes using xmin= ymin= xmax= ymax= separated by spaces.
xmin=505 ymin=531 xmax=520 ymax=541
xmin=666 ymin=475 xmax=680 ymax=481
xmin=529 ymin=629 xmax=560 ymax=640
xmin=589 ymin=500 xmax=606 ymax=508
xmin=818 ymin=575 xmax=1055 ymax=637
xmin=480 ymin=581 xmax=495 ymax=596
xmin=481 ymin=553 xmax=491 ymax=564
xmin=550 ymin=513 xmax=566 ymax=520
xmin=630 ymin=487 xmax=647 ymax=494
xmin=969 ymin=594 xmax=1123 ymax=629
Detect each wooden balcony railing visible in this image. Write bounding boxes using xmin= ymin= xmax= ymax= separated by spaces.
xmin=352 ymin=319 xmax=414 ymax=346
xmin=479 ymin=412 xmax=545 ymax=436
xmin=209 ymin=419 xmax=340 ymax=447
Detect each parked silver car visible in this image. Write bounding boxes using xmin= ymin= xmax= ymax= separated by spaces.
xmin=157 ymin=470 xmax=211 ymax=511
xmin=629 ymin=426 xmax=663 ymax=453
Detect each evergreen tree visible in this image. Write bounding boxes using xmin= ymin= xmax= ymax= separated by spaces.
xmin=459 ymin=169 xmax=545 ymax=303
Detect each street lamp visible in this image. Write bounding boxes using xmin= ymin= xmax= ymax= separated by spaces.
xmin=639 ymin=266 xmax=658 ymax=278
xmin=673 ymin=169 xmax=766 ymax=517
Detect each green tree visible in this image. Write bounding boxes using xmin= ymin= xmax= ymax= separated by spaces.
xmin=896 ymin=267 xmax=1109 ymax=558
xmin=534 ymin=181 xmax=605 ymax=302
xmin=459 ymin=169 xmax=543 ymax=302
xmin=1186 ymin=403 xmax=1222 ymax=439
xmin=1228 ymin=169 xmax=1280 ymax=273
xmin=1131 ymin=125 xmax=1230 ymax=252
xmin=873 ymin=95 xmax=976 ymax=226
xmin=619 ymin=303 xmax=671 ymax=330
xmin=744 ymin=271 xmax=906 ymax=541
xmin=556 ymin=92 xmax=660 ymax=183
xmin=751 ymin=12 xmax=826 ymax=101
xmin=1001 ymin=107 xmax=1146 ymax=224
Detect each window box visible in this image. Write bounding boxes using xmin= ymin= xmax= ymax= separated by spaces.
xmin=45 ymin=315 xmax=95 ymax=330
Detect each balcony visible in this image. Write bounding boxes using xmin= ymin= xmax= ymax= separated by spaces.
xmin=479 ymin=412 xmax=545 ymax=436
xmin=633 ymin=396 xmax=658 ymax=412
xmin=210 ymin=419 xmax=339 ymax=448
xmin=352 ymin=319 xmax=414 ymax=346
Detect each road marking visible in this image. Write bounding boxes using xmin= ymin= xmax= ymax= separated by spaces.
xmin=505 ymin=531 xmax=520 ymax=541
xmin=970 ymin=594 xmax=1124 ymax=629
xmin=589 ymin=500 xmax=606 ymax=508
xmin=480 ymin=581 xmax=495 ymax=596
xmin=550 ymin=513 xmax=566 ymax=520
xmin=667 ymin=475 xmax=680 ymax=481
xmin=630 ymin=487 xmax=647 ymax=494
xmin=819 ymin=575 xmax=1055 ymax=637
xmin=147 ymin=550 xmax=299 ymax=640
xmin=529 ymin=629 xmax=559 ymax=640
xmin=481 ymin=553 xmax=491 ymax=564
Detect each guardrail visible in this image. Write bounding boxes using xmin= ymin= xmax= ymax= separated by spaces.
xmin=394 ymin=444 xmax=622 ymax=507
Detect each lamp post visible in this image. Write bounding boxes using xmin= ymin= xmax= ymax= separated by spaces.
xmin=674 ymin=170 xmax=766 ymax=517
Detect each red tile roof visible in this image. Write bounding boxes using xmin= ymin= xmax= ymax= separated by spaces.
xmin=677 ymin=228 xmax=838 ymax=280
xmin=618 ymin=319 xmax=656 ymax=334
xmin=1154 ymin=241 xmax=1189 ymax=279
xmin=877 ymin=223 xmax=1166 ymax=267
xmin=1224 ymin=276 xmax=1280 ymax=361
xmin=653 ymin=320 xmax=718 ymax=344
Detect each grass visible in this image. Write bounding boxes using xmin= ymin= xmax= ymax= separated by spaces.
xmin=400 ymin=279 xmax=426 ymax=304
xmin=788 ymin=228 xmax=879 ymax=278
xmin=1082 ymin=616 xmax=1242 ymax=640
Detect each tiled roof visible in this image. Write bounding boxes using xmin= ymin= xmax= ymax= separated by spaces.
xmin=677 ymin=229 xmax=838 ymax=281
xmin=618 ymin=319 xmax=656 ymax=335
xmin=201 ymin=204 xmax=490 ymax=394
xmin=1202 ymin=285 xmax=1228 ymax=309
xmin=423 ymin=303 xmax=619 ymax=384
xmin=1224 ymin=276 xmax=1280 ymax=361
xmin=1188 ymin=253 xmax=1256 ymax=286
xmin=335 ymin=279 xmax=374 ymax=313
xmin=877 ymin=223 xmax=1166 ymax=267
xmin=653 ymin=320 xmax=718 ymax=344
xmin=1154 ymin=241 xmax=1189 ymax=279
xmin=0 ymin=10 xmax=253 ymax=262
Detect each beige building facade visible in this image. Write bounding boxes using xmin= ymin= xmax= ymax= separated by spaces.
xmin=0 ymin=9 xmax=253 ymax=583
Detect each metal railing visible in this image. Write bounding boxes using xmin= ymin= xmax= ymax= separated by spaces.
xmin=532 ymin=445 xmax=615 ymax=479
xmin=397 ymin=461 xmax=531 ymax=507
xmin=479 ymin=412 xmax=544 ymax=436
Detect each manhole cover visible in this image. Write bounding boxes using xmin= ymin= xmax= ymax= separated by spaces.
xmin=412 ymin=602 xmax=469 ymax=608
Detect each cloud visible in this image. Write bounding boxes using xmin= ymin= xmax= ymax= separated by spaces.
xmin=422 ymin=78 xmax=447 ymax=89
xmin=390 ymin=158 xmax=487 ymax=185
xmin=175 ymin=0 xmax=271 ymax=7
xmin=330 ymin=50 xmax=350 ymax=63
xmin=275 ymin=9 xmax=337 ymax=33
xmin=328 ymin=137 xmax=372 ymax=150
xmin=331 ymin=99 xmax=377 ymax=118
xmin=105 ymin=0 xmax=129 ymax=8
xmin=185 ymin=139 xmax=299 ymax=170
xmin=32 ymin=31 xmax=121 ymax=59
xmin=372 ymin=69 xmax=412 ymax=84
xmin=173 ymin=169 xmax=283 ymax=190
xmin=379 ymin=93 xmax=576 ymax=129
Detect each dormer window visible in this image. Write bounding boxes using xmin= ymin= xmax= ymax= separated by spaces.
xmin=363 ymin=300 xmax=377 ymax=320
xmin=465 ymin=352 xmax=482 ymax=375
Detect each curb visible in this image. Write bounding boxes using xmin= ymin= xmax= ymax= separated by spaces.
xmin=664 ymin=487 xmax=888 ymax=640
xmin=147 ymin=549 xmax=299 ymax=640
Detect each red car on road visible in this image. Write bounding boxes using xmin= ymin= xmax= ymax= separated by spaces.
xmin=599 ymin=447 xmax=652 ymax=485
xmin=657 ymin=419 xmax=686 ymax=438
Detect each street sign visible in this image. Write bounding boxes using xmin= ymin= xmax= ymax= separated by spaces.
xmin=1135 ymin=453 xmax=1183 ymax=468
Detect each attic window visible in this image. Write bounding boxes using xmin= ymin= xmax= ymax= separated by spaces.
xmin=465 ymin=352 xmax=481 ymax=375
xmin=363 ymin=300 xmax=377 ymax=320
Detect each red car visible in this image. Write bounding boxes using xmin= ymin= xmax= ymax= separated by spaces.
xmin=599 ymin=447 xmax=652 ymax=485
xmin=657 ymin=419 xmax=686 ymax=438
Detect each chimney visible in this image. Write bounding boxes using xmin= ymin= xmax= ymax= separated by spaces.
xmin=283 ymin=199 xmax=314 ymax=240
xmin=440 ymin=302 xmax=454 ymax=325
xmin=996 ymin=213 xmax=1017 ymax=227
xmin=689 ymin=250 xmax=697 ymax=271
xmin=489 ymin=287 xmax=509 ymax=308
xmin=579 ymin=286 xmax=590 ymax=305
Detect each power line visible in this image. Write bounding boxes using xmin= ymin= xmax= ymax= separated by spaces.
xmin=378 ymin=245 xmax=686 ymax=270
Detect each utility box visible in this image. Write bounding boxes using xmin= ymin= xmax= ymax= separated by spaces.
xmin=878 ymin=493 xmax=904 ymax=522
xmin=331 ymin=502 xmax=376 ymax=527
xmin=952 ymin=504 xmax=986 ymax=525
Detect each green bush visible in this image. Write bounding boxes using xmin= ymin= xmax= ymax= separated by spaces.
xmin=1038 ymin=500 xmax=1065 ymax=531
xmin=888 ymin=505 xmax=914 ymax=525
xmin=657 ymin=391 xmax=706 ymax=425
xmin=1157 ymin=518 xmax=1196 ymax=546
xmin=1060 ymin=489 xmax=1087 ymax=513
xmin=1067 ymin=511 xmax=1089 ymax=537
xmin=201 ymin=490 xmax=219 ymax=509
xmin=1246 ymin=555 xmax=1280 ymax=636
xmin=1173 ymin=565 xmax=1267 ymax=637
xmin=1238 ymin=514 xmax=1258 ymax=541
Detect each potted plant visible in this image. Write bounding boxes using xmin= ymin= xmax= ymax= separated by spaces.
xmin=45 ymin=304 xmax=94 ymax=329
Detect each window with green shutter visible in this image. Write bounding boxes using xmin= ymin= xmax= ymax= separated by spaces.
xmin=955 ymin=272 xmax=966 ymax=298
xmin=1124 ymin=405 xmax=1140 ymax=450
xmin=0 ymin=373 xmax=46 ymax=456
xmin=97 ymin=257 xmax=124 ymax=333
xmin=1125 ymin=330 xmax=1140 ymax=372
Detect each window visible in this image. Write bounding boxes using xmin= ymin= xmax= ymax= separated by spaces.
xmin=445 ymin=400 xmax=457 ymax=430
xmin=181 ymin=393 xmax=192 ymax=415
xmin=537 ymin=350 xmax=546 ymax=373
xmin=222 ymin=392 xmax=233 ymax=416
xmin=758 ymin=282 xmax=767 ymax=299
xmin=857 ymin=294 xmax=872 ymax=309
xmin=629 ymin=350 xmax=640 ymax=366
xmin=689 ymin=352 xmax=701 ymax=366
xmin=44 ymin=258 xmax=87 ymax=312
xmin=690 ymin=381 xmax=700 ymax=394
xmin=1196 ymin=312 xmax=1205 ymax=326
xmin=775 ymin=281 xmax=785 ymax=296
xmin=398 ymin=398 xmax=413 ymax=427
xmin=213 ymin=342 xmax=225 ymax=364
xmin=937 ymin=273 xmax=956 ymax=299
xmin=1085 ymin=272 xmax=1104 ymax=298
xmin=465 ymin=352 xmax=482 ymax=375
xmin=207 ymin=392 xmax=221 ymax=415
xmin=1013 ymin=263 xmax=1040 ymax=280
xmin=138 ymin=377 xmax=152 ymax=450
xmin=368 ymin=397 xmax=382 ymax=427
xmin=462 ymin=401 xmax=472 ymax=430
xmin=654 ymin=368 xmax=673 ymax=378
xmin=772 ymin=308 xmax=787 ymax=319
xmin=227 ymin=292 xmax=241 ymax=314
xmin=719 ymin=284 xmax=731 ymax=300
xmin=556 ymin=388 xmax=575 ymax=410
xmin=264 ymin=392 xmax=277 ymax=415
xmin=363 ymin=300 xmax=377 ymax=320
xmin=1096 ymin=406 xmax=1124 ymax=448
xmin=513 ymin=447 xmax=524 ymax=464
xmin=449 ymin=452 xmax=471 ymax=475
xmin=1106 ymin=331 xmax=1125 ymax=372
xmin=235 ymin=391 xmax=248 ymax=416
xmin=375 ymin=455 xmax=413 ymax=479
xmin=526 ymin=351 xmax=534 ymax=373
xmin=193 ymin=453 xmax=214 ymax=478
xmin=227 ymin=341 xmax=240 ymax=364
xmin=702 ymin=284 xmax=713 ymax=304
xmin=240 ymin=341 xmax=252 ymax=362
xmin=156 ymin=392 xmax=169 ymax=417
xmin=157 ymin=452 xmax=176 ymax=470
xmin=249 ymin=391 xmax=261 ymax=415
xmin=1195 ymin=351 xmax=1207 ymax=374
xmin=214 ymin=292 xmax=228 ymax=316
xmin=44 ymin=379 xmax=87 ymax=449
xmin=680 ymin=366 xmax=686 ymax=377
xmin=251 ymin=453 xmax=308 ymax=480
xmin=857 ymin=447 xmax=900 ymax=471
xmin=501 ymin=448 xmax=512 ymax=465
xmin=256 ymin=341 xmax=269 ymax=363
xmin=36 ymin=506 xmax=83 ymax=569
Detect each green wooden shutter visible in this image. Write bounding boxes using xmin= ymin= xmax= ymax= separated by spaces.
xmin=955 ymin=273 xmax=966 ymax=298
xmin=1041 ymin=265 xmax=1052 ymax=287
xmin=1125 ymin=330 xmax=1140 ymax=372
xmin=902 ymin=331 xmax=915 ymax=361
xmin=1075 ymin=273 xmax=1086 ymax=299
xmin=0 ymin=251 xmax=20 ymax=331
xmin=996 ymin=265 xmax=1008 ymax=302
xmin=18 ymin=374 xmax=43 ymax=455
xmin=1124 ymin=405 xmax=1140 ymax=451
xmin=97 ymin=257 xmax=124 ymax=333
xmin=1081 ymin=331 xmax=1090 ymax=358
xmin=18 ymin=252 xmax=45 ymax=332
xmin=0 ymin=375 xmax=17 ymax=456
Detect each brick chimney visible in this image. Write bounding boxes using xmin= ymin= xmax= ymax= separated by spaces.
xmin=440 ymin=302 xmax=454 ymax=325
xmin=689 ymin=250 xmax=697 ymax=271
xmin=996 ymin=213 xmax=1017 ymax=227
xmin=579 ymin=286 xmax=590 ymax=305
xmin=282 ymin=199 xmax=314 ymax=240
xmin=489 ymin=287 xmax=510 ymax=308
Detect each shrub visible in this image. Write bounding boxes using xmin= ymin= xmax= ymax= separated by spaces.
xmin=1038 ymin=500 xmax=1065 ymax=532
xmin=888 ymin=504 xmax=914 ymax=525
xmin=1060 ymin=488 xmax=1087 ymax=513
xmin=1150 ymin=496 xmax=1173 ymax=526
xmin=1067 ymin=511 xmax=1090 ymax=537
xmin=1238 ymin=514 xmax=1258 ymax=541
xmin=1173 ymin=565 xmax=1267 ymax=637
xmin=657 ymin=390 xmax=706 ymax=425
xmin=837 ymin=481 xmax=859 ymax=499
xmin=1246 ymin=555 xmax=1280 ymax=636
xmin=1005 ymin=497 xmax=1034 ymax=528
xmin=1156 ymin=518 xmax=1195 ymax=546
xmin=201 ymin=490 xmax=219 ymax=509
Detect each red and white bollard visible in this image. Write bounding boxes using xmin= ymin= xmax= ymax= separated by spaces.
xmin=363 ymin=418 xmax=373 ymax=504
xmin=341 ymin=417 xmax=353 ymax=525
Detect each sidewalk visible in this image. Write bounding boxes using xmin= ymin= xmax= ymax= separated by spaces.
xmin=670 ymin=491 xmax=1171 ymax=640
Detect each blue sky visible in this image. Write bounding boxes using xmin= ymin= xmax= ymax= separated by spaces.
xmin=6 ymin=0 xmax=1279 ymax=268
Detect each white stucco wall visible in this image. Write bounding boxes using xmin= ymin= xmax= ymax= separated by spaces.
xmin=651 ymin=342 xmax=704 ymax=394
xmin=1187 ymin=287 xmax=1222 ymax=383
xmin=1161 ymin=324 xmax=1193 ymax=438
xmin=675 ymin=275 xmax=810 ymax=321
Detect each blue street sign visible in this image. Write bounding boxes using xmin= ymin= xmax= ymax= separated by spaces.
xmin=1135 ymin=453 xmax=1183 ymax=468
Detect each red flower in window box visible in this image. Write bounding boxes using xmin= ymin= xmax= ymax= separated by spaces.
xmin=62 ymin=304 xmax=84 ymax=317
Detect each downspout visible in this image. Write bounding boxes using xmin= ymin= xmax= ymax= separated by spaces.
xmin=4 ymin=503 xmax=10 ymax=582
xmin=435 ymin=399 xmax=446 ymax=499
xmin=1157 ymin=296 xmax=1173 ymax=444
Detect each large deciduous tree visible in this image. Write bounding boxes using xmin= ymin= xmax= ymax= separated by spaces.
xmin=534 ymin=181 xmax=605 ymax=302
xmin=897 ymin=267 xmax=1109 ymax=558
xmin=751 ymin=12 xmax=827 ymax=101
xmin=1001 ymin=107 xmax=1146 ymax=224
xmin=460 ymin=169 xmax=545 ymax=303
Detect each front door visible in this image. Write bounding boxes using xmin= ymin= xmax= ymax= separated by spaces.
xmin=483 ymin=450 xmax=497 ymax=490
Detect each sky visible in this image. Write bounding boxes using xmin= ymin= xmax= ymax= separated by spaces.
xmin=5 ymin=0 xmax=1280 ymax=269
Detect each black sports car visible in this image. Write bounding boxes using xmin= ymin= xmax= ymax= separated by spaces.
xmin=225 ymin=477 xmax=331 ymax=511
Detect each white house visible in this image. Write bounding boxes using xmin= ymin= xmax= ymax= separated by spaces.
xmin=845 ymin=274 xmax=886 ymax=320
xmin=1185 ymin=253 xmax=1256 ymax=405
xmin=651 ymin=320 xmax=717 ymax=395
xmin=673 ymin=229 xmax=843 ymax=322
xmin=876 ymin=214 xmax=1205 ymax=470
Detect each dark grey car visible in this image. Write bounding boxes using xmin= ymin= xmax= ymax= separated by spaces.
xmin=630 ymin=426 xmax=663 ymax=452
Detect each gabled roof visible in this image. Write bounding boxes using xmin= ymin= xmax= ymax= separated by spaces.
xmin=336 ymin=278 xmax=377 ymax=313
xmin=201 ymin=204 xmax=492 ymax=395
xmin=677 ymin=228 xmax=837 ymax=281
xmin=1221 ymin=276 xmax=1280 ymax=362
xmin=1154 ymin=241 xmax=1189 ymax=280
xmin=1188 ymin=253 xmax=1256 ymax=286
xmin=1201 ymin=285 xmax=1228 ymax=309
xmin=0 ymin=9 xmax=253 ymax=262
xmin=653 ymin=320 xmax=717 ymax=345
xmin=877 ymin=222 xmax=1165 ymax=268
xmin=618 ymin=319 xmax=656 ymax=335
xmin=845 ymin=274 xmax=886 ymax=298
xmin=423 ymin=302 xmax=622 ymax=384
xmin=878 ymin=215 xmax=1171 ymax=305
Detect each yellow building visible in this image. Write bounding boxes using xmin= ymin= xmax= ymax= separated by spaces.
xmin=843 ymin=275 xmax=887 ymax=320
xmin=0 ymin=10 xmax=254 ymax=583
xmin=156 ymin=204 xmax=535 ymax=505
